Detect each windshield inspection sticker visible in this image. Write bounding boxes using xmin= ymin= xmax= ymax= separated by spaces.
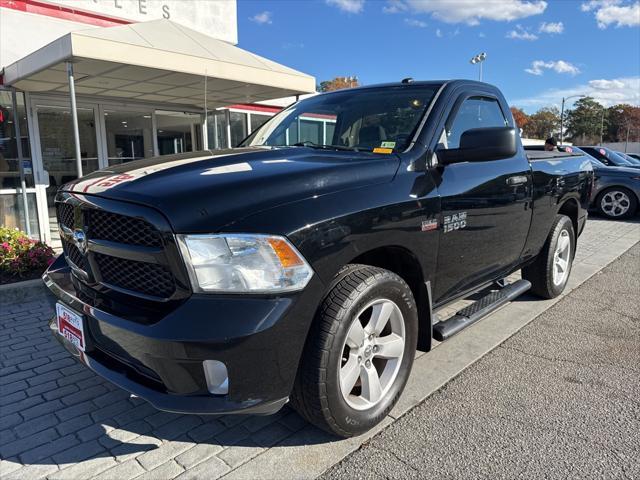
xmin=373 ymin=147 xmax=393 ymax=154
xmin=443 ymin=212 xmax=467 ymax=233
xmin=380 ymin=141 xmax=396 ymax=149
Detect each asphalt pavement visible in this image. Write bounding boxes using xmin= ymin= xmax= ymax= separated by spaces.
xmin=322 ymin=243 xmax=640 ymax=480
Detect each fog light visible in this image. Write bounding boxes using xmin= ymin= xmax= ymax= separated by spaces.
xmin=203 ymin=360 xmax=228 ymax=395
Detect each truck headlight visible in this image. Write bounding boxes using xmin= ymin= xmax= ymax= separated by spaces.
xmin=177 ymin=234 xmax=313 ymax=293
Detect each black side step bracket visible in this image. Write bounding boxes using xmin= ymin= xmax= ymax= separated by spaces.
xmin=432 ymin=279 xmax=531 ymax=342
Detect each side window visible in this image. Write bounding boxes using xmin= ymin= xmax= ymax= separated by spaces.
xmin=443 ymin=96 xmax=507 ymax=149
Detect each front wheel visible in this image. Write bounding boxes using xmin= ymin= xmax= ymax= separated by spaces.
xmin=522 ymin=214 xmax=575 ymax=299
xmin=291 ymin=265 xmax=418 ymax=437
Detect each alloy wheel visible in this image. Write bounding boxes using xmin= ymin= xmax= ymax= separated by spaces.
xmin=601 ymin=190 xmax=631 ymax=217
xmin=552 ymin=229 xmax=571 ymax=286
xmin=339 ymin=299 xmax=405 ymax=410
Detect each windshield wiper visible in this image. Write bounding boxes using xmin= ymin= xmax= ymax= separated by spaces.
xmin=292 ymin=141 xmax=366 ymax=152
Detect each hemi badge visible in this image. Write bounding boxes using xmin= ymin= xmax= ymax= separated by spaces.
xmin=421 ymin=220 xmax=438 ymax=232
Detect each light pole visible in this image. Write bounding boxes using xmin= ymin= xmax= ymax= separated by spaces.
xmin=469 ymin=52 xmax=487 ymax=81
xmin=560 ymin=94 xmax=585 ymax=145
xmin=600 ymin=106 xmax=606 ymax=146
xmin=625 ymin=123 xmax=630 ymax=152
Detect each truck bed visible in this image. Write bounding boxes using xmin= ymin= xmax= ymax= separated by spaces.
xmin=525 ymin=150 xmax=583 ymax=161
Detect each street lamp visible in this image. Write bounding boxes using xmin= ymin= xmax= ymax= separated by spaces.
xmin=560 ymin=94 xmax=586 ymax=145
xmin=599 ymin=105 xmax=606 ymax=146
xmin=469 ymin=52 xmax=487 ymax=81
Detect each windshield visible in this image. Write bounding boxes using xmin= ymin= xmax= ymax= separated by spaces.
xmin=604 ymin=149 xmax=634 ymax=166
xmin=240 ymin=85 xmax=440 ymax=153
xmin=581 ymin=147 xmax=634 ymax=167
xmin=618 ymin=152 xmax=640 ymax=165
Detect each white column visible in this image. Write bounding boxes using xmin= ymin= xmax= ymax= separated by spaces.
xmin=225 ymin=109 xmax=231 ymax=148
xmin=66 ymin=62 xmax=83 ymax=178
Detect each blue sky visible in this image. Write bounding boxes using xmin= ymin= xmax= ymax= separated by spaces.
xmin=237 ymin=0 xmax=640 ymax=112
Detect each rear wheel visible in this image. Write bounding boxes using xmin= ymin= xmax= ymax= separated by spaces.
xmin=291 ymin=265 xmax=417 ymax=437
xmin=597 ymin=187 xmax=637 ymax=219
xmin=522 ymin=215 xmax=575 ymax=299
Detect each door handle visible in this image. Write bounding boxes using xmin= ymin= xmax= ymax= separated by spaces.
xmin=506 ymin=175 xmax=528 ymax=186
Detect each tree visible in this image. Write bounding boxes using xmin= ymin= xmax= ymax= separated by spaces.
xmin=510 ymin=107 xmax=529 ymax=131
xmin=522 ymin=106 xmax=560 ymax=139
xmin=318 ymin=76 xmax=360 ymax=92
xmin=565 ymin=97 xmax=606 ymax=144
xmin=606 ymin=104 xmax=640 ymax=143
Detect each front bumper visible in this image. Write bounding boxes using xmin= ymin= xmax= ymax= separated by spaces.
xmin=44 ymin=257 xmax=325 ymax=415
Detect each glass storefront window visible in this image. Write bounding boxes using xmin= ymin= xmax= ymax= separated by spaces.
xmin=207 ymin=111 xmax=228 ymax=150
xmin=104 ymin=110 xmax=153 ymax=165
xmin=0 ymin=193 xmax=40 ymax=237
xmin=300 ymin=119 xmax=323 ymax=145
xmin=156 ymin=111 xmax=202 ymax=155
xmin=250 ymin=113 xmax=271 ymax=133
xmin=230 ymin=112 xmax=248 ymax=148
xmin=0 ymin=90 xmax=33 ymax=189
xmin=36 ymin=103 xmax=99 ymax=249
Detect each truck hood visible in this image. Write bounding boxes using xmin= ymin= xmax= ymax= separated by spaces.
xmin=63 ymin=147 xmax=400 ymax=232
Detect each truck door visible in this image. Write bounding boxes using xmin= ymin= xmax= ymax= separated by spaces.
xmin=432 ymin=94 xmax=532 ymax=302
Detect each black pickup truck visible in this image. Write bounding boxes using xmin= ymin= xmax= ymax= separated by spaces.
xmin=45 ymin=80 xmax=593 ymax=437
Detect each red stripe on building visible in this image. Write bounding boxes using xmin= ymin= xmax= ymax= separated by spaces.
xmin=226 ymin=104 xmax=282 ymax=114
xmin=0 ymin=0 xmax=130 ymax=27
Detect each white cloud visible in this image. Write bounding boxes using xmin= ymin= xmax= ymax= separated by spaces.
xmin=435 ymin=28 xmax=443 ymax=37
xmin=539 ymin=21 xmax=564 ymax=33
xmin=512 ymin=76 xmax=640 ymax=109
xmin=581 ymin=0 xmax=619 ymax=11
xmin=581 ymin=0 xmax=640 ymax=28
xmin=326 ymin=0 xmax=365 ymax=13
xmin=383 ymin=0 xmax=407 ymax=13
xmin=479 ymin=32 xmax=486 ymax=37
xmin=249 ymin=11 xmax=272 ymax=24
xmin=506 ymin=24 xmax=539 ymax=39
xmin=525 ymin=60 xmax=581 ymax=76
xmin=405 ymin=18 xmax=428 ymax=27
xmin=383 ymin=0 xmax=547 ymax=25
xmin=589 ymin=79 xmax=626 ymax=89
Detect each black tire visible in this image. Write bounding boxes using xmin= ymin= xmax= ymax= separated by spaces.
xmin=522 ymin=215 xmax=575 ymax=299
xmin=291 ymin=265 xmax=418 ymax=437
xmin=596 ymin=187 xmax=638 ymax=219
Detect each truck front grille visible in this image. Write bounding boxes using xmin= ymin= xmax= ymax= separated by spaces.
xmin=87 ymin=210 xmax=162 ymax=247
xmin=61 ymin=238 xmax=88 ymax=271
xmin=57 ymin=203 xmax=75 ymax=230
xmin=94 ymin=253 xmax=175 ymax=298
xmin=55 ymin=196 xmax=186 ymax=303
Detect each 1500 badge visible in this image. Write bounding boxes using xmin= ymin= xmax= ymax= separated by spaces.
xmin=443 ymin=212 xmax=467 ymax=233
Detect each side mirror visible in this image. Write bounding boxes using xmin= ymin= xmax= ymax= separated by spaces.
xmin=437 ymin=127 xmax=517 ymax=165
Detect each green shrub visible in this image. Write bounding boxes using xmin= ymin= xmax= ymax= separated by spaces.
xmin=0 ymin=227 xmax=55 ymax=283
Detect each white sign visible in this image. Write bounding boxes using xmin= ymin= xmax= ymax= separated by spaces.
xmin=49 ymin=0 xmax=237 ymax=44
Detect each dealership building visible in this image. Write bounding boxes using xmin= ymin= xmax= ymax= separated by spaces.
xmin=0 ymin=0 xmax=316 ymax=246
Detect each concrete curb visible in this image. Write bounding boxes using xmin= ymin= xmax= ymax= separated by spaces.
xmin=221 ymin=233 xmax=640 ymax=480
xmin=0 ymin=277 xmax=50 ymax=306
